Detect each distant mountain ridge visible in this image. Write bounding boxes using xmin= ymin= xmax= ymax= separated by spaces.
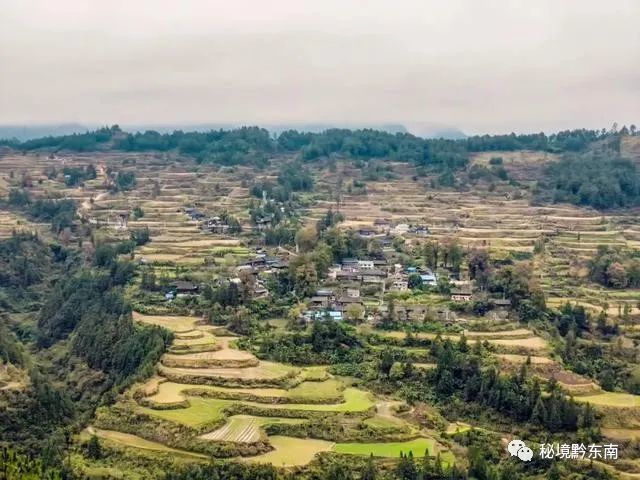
xmin=0 ymin=123 xmax=88 ymax=142
xmin=0 ymin=122 xmax=467 ymax=141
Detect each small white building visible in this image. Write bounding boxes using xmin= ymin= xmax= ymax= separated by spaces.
xmin=346 ymin=288 xmax=360 ymax=298
xmin=392 ymin=223 xmax=409 ymax=235
xmin=450 ymin=290 xmax=473 ymax=302
xmin=328 ymin=266 xmax=341 ymax=280
xmin=392 ymin=280 xmax=409 ymax=291
xmin=358 ymin=260 xmax=374 ymax=270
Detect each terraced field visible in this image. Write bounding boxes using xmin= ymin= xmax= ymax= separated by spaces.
xmin=115 ymin=276 xmax=444 ymax=467
xmin=246 ymin=436 xmax=335 ymax=467
xmin=574 ymin=392 xmax=640 ymax=408
xmin=363 ymin=327 xmax=549 ymax=352
xmin=14 ymin=149 xmax=640 ymax=471
xmin=141 ymin=388 xmax=375 ymax=427
xmin=334 ymin=437 xmax=445 ymax=460
xmin=144 ymin=379 xmax=345 ymax=406
xmin=308 ymin=157 xmax=640 ymax=316
xmin=84 ymin=427 xmax=209 ymax=460
xmin=200 ymin=416 xmax=305 ymax=443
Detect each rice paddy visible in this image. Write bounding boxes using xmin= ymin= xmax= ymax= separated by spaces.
xmin=246 ymin=436 xmax=335 ymax=466
xmin=200 ymin=415 xmax=305 ymax=443
xmin=366 ymin=328 xmax=548 ymax=351
xmin=132 ymin=312 xmax=201 ymax=332
xmin=85 ymin=427 xmax=209 ymax=460
xmin=141 ymin=388 xmax=374 ymax=427
xmin=574 ymin=392 xmax=640 ymax=408
xmin=334 ymin=438 xmax=438 ymax=458
xmin=144 ymin=379 xmax=345 ymax=405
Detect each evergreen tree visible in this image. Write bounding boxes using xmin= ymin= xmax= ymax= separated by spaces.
xmin=361 ymin=454 xmax=377 ymax=480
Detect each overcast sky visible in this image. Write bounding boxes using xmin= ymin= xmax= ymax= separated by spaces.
xmin=0 ymin=0 xmax=638 ymax=135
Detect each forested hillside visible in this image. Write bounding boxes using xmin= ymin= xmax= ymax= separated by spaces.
xmin=3 ymin=125 xmax=638 ymax=209
xmin=0 ymin=233 xmax=170 ymax=470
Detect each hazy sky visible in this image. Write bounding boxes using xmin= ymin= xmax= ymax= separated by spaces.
xmin=1 ymin=0 xmax=638 ymax=134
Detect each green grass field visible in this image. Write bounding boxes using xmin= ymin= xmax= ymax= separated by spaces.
xmin=366 ymin=328 xmax=548 ymax=351
xmin=246 ymin=436 xmax=334 ymax=466
xmin=445 ymin=422 xmax=472 ymax=435
xmin=334 ymin=437 xmax=440 ymax=459
xmin=299 ymin=365 xmax=330 ymax=381
xmin=287 ymin=378 xmax=343 ymax=401
xmin=141 ymin=388 xmax=373 ymax=427
xmin=363 ymin=415 xmax=406 ymax=429
xmin=256 ymin=388 xmax=372 ymax=412
xmin=574 ymin=392 xmax=640 ymax=407
xmin=145 ymin=379 xmax=344 ymax=406
xmin=139 ymin=397 xmax=233 ymax=427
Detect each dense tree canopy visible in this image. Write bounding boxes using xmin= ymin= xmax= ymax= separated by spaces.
xmin=537 ymin=152 xmax=640 ymax=209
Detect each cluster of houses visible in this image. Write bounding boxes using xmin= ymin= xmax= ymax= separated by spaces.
xmin=164 ymin=249 xmax=291 ymax=302
xmin=356 ymin=219 xmax=430 ymax=238
xmin=202 ymin=216 xmax=231 ymax=234
xmin=183 ymin=208 xmax=234 ymax=234
xmin=164 ymin=280 xmax=200 ymax=300
xmin=303 ymin=287 xmax=364 ymax=322
xmin=301 ymin=256 xmax=448 ymax=323
xmin=327 ymin=258 xmax=438 ymax=292
xmin=238 ymin=250 xmax=289 ymax=272
xmin=159 ymin=209 xmax=513 ymax=324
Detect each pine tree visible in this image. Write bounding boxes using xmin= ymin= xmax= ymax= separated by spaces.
xmin=361 ymin=454 xmax=377 ymax=480
xmin=86 ymin=435 xmax=102 ymax=459
xmin=396 ymin=451 xmax=418 ymax=480
xmin=532 ymin=396 xmax=547 ymax=425
xmin=580 ymin=402 xmax=596 ymax=429
xmin=547 ymin=462 xmax=561 ymax=480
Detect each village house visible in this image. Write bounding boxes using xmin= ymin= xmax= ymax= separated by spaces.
xmin=391 ymin=279 xmax=409 ymax=291
xmin=341 ymin=258 xmax=359 ymax=270
xmin=373 ymin=218 xmax=392 ymax=233
xmin=335 ymin=295 xmax=364 ymax=312
xmin=394 ymin=304 xmax=430 ymax=321
xmin=492 ymin=298 xmax=512 ymax=309
xmin=336 ymin=270 xmax=360 ymax=281
xmin=409 ymin=224 xmax=430 ymax=236
xmin=265 ymin=257 xmax=288 ymax=271
xmin=450 ymin=290 xmax=473 ymax=302
xmin=374 ymin=218 xmax=392 ymax=228
xmin=346 ymin=288 xmax=360 ymax=298
xmin=170 ymin=280 xmax=200 ymax=296
xmin=392 ymin=223 xmax=409 ymax=235
xmin=185 ymin=208 xmax=206 ymax=221
xmin=357 ymin=228 xmax=376 ymax=238
xmin=327 ymin=265 xmax=341 ymax=280
xmin=202 ymin=216 xmax=230 ymax=234
xmin=358 ymin=259 xmax=374 ymax=270
xmin=246 ymin=255 xmax=267 ymax=269
xmin=361 ymin=268 xmax=387 ymax=283
xmin=254 ymin=215 xmax=273 ymax=231
xmin=302 ymin=310 xmax=343 ymax=323
xmin=115 ymin=212 xmax=129 ymax=230
xmin=253 ymin=282 xmax=269 ymax=299
xmin=380 ymin=236 xmax=394 ymax=249
xmin=373 ymin=258 xmax=388 ymax=269
xmin=420 ymin=269 xmax=438 ymax=286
